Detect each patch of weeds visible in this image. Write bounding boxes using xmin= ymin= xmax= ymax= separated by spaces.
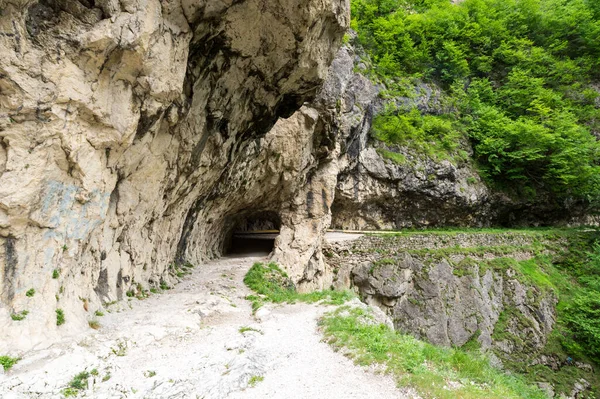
xmin=11 ymin=310 xmax=29 ymax=321
xmin=111 ymin=341 xmax=127 ymax=357
xmin=63 ymin=370 xmax=90 ymax=396
xmin=159 ymin=280 xmax=170 ymax=290
xmin=62 ymin=244 xmax=68 ymax=252
xmin=90 ymin=368 xmax=99 ymax=376
xmin=150 ymin=288 xmax=160 ymax=294
xmin=62 ymin=387 xmax=79 ymax=397
xmin=319 ymin=306 xmax=546 ymax=399
xmin=52 ymin=269 xmax=60 ymax=279
xmin=126 ymin=290 xmax=135 ymax=298
xmin=135 ymin=283 xmax=149 ymax=300
xmin=56 ymin=309 xmax=65 ymax=326
xmin=94 ymin=310 xmax=104 ymax=317
xmin=144 ymin=370 xmax=157 ymax=378
xmin=25 ymin=288 xmax=35 ymax=297
xmin=238 ymin=326 xmax=262 ymax=334
xmin=102 ymin=372 xmax=111 ymax=382
xmin=248 ymin=375 xmax=264 ymax=387
xmin=88 ymin=320 xmax=100 ymax=330
xmin=0 ymin=356 xmax=20 ymax=370
xmin=243 ymin=262 xmax=354 ymax=312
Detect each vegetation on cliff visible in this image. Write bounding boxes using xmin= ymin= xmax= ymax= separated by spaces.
xmin=320 ymin=306 xmax=547 ymax=399
xmin=351 ymin=0 xmax=600 ymax=203
xmin=363 ymin=228 xmax=600 ymax=396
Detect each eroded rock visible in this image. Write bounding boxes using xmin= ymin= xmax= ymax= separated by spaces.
xmin=0 ymin=0 xmax=349 ymax=351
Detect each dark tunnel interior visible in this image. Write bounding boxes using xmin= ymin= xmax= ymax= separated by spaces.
xmin=225 ymin=211 xmax=281 ymax=256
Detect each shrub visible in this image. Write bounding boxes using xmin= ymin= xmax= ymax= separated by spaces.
xmin=0 ymin=356 xmax=19 ymax=370
xmin=564 ymin=290 xmax=600 ymax=359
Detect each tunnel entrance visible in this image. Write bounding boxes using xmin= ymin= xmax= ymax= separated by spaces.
xmin=225 ymin=211 xmax=281 ymax=257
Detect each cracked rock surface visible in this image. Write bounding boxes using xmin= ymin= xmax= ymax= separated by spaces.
xmin=0 ymin=0 xmax=348 ymax=350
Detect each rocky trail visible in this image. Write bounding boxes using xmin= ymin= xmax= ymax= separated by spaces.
xmin=0 ymin=252 xmax=404 ymax=399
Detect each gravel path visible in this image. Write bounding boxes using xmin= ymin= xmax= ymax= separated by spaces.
xmin=0 ymin=254 xmax=405 ymax=399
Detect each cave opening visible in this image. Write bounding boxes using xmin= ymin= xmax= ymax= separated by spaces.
xmin=224 ymin=211 xmax=281 ymax=257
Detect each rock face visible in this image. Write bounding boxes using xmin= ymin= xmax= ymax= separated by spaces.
xmin=0 ymin=0 xmax=349 ymax=350
xmin=326 ymin=234 xmax=557 ymax=358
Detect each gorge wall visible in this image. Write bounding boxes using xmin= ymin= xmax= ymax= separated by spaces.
xmin=0 ymin=0 xmax=349 ymax=351
xmin=0 ymin=0 xmax=595 ymax=355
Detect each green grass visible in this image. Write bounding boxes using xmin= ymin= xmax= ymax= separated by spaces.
xmin=0 ymin=356 xmax=19 ymax=370
xmin=376 ymin=148 xmax=407 ymax=165
xmin=320 ymin=306 xmax=547 ymax=399
xmin=243 ymin=262 xmax=354 ymax=311
xmin=239 ymin=326 xmax=262 ymax=334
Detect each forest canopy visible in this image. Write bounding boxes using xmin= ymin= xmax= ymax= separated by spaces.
xmin=351 ymin=0 xmax=600 ymax=202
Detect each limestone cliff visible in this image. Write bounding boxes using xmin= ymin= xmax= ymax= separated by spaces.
xmin=0 ymin=0 xmax=349 ymax=351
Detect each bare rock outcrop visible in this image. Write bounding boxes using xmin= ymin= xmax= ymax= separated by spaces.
xmin=0 ymin=0 xmax=349 ymax=351
xmin=326 ymin=234 xmax=557 ymax=359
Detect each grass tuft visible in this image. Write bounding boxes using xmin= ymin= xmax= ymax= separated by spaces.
xmin=243 ymin=262 xmax=354 ymax=311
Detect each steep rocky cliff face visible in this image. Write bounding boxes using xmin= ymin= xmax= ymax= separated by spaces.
xmin=0 ymin=0 xmax=349 ymax=350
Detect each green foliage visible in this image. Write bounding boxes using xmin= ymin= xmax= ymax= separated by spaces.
xmin=52 ymin=269 xmax=60 ymax=279
xmin=11 ymin=310 xmax=29 ymax=321
xmin=367 ymin=227 xmax=600 ymax=394
xmin=248 ymin=375 xmax=264 ymax=387
xmin=0 ymin=356 xmax=19 ymax=370
xmin=563 ymin=290 xmax=600 ymax=359
xmin=69 ymin=371 xmax=90 ymax=390
xmin=552 ymin=237 xmax=600 ymax=362
xmin=25 ymin=288 xmax=35 ymax=297
xmin=56 ymin=309 xmax=65 ymax=326
xmin=243 ymin=262 xmax=354 ymax=311
xmin=372 ymin=106 xmax=465 ymax=163
xmin=63 ymin=370 xmax=93 ymax=396
xmin=352 ymin=0 xmax=600 ymax=202
xmin=320 ymin=306 xmax=546 ymax=399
